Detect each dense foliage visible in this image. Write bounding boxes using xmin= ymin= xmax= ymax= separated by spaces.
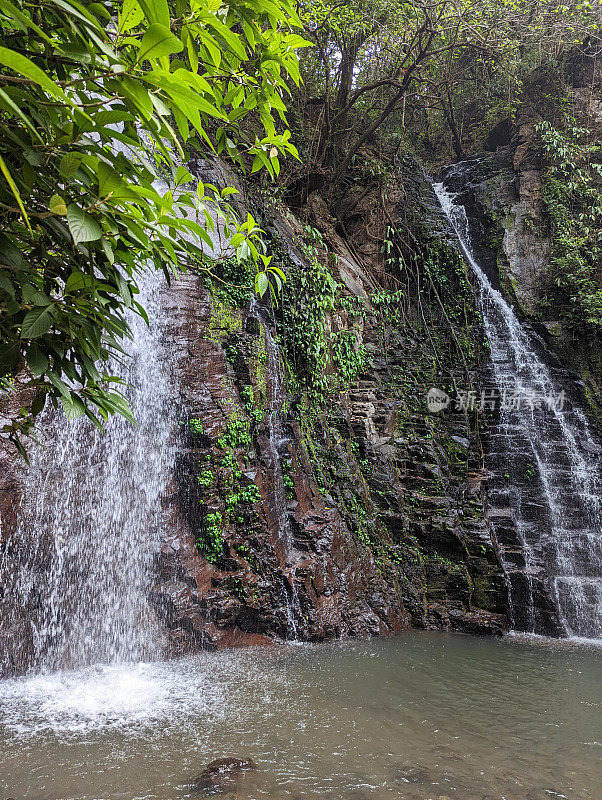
xmin=0 ymin=0 xmax=305 ymax=453
xmin=538 ymin=119 xmax=602 ymax=332
xmin=290 ymin=0 xmax=599 ymax=181
xmin=1 ymin=0 xmax=600 ymax=455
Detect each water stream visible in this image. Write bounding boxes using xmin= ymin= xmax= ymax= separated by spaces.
xmin=251 ymin=299 xmax=300 ymax=639
xmin=434 ymin=181 xmax=602 ymax=640
xmin=0 ymin=269 xmax=177 ymax=673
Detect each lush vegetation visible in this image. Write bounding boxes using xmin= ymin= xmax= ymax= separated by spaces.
xmin=1 ymin=0 xmax=600 ymax=455
xmin=0 ymin=0 xmax=305 ymax=454
xmin=288 ymin=0 xmax=597 ymax=189
xmin=538 ymin=119 xmax=602 ymax=332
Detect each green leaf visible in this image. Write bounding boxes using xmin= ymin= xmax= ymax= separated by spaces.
xmin=100 ymin=238 xmax=114 ymax=264
xmin=137 ymin=0 xmax=170 ymax=28
xmin=60 ymin=392 xmax=86 ymax=420
xmin=269 ymin=265 xmax=286 ymax=282
xmin=137 ymin=23 xmax=183 ymax=63
xmin=59 ymin=152 xmax=83 ymax=179
xmin=175 ymin=165 xmax=194 ymax=186
xmin=0 ymin=46 xmax=67 ymax=100
xmin=0 ymin=87 xmax=43 ymax=141
xmin=0 ymin=341 xmax=20 ymax=376
xmin=0 ymin=154 xmax=30 ymax=231
xmin=31 ymin=391 xmax=46 ymax=416
xmin=26 ymin=345 xmax=48 ymax=376
xmin=89 ymin=2 xmax=111 ymax=20
xmin=0 ymin=233 xmax=27 ymax=270
xmin=97 ymin=162 xmax=137 ymax=199
xmin=47 ymin=371 xmax=70 ymax=399
xmin=49 ymin=194 xmax=67 ymax=215
xmin=67 ymin=205 xmax=102 ymax=245
xmin=0 ymin=0 xmax=305 ymax=451
xmin=118 ymin=0 xmax=144 ymax=32
xmin=22 ymin=283 xmax=51 ymax=305
xmin=21 ymin=304 xmax=56 ymax=338
xmin=0 ymin=0 xmax=52 ymax=42
xmin=206 ymin=16 xmax=247 ymax=61
xmin=65 ymin=271 xmax=95 ymax=293
xmin=255 ymin=271 xmax=269 ymax=297
xmin=121 ymin=75 xmax=154 ymax=119
xmin=0 ymin=272 xmax=14 ymax=296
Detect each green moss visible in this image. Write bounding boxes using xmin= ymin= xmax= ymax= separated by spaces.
xmin=331 ymin=330 xmax=366 ymax=385
xmin=206 ymin=296 xmax=242 ymax=342
xmin=188 ymin=418 xmax=204 ymax=435
xmin=226 ymin=483 xmax=261 ymax=509
xmin=282 ymin=458 xmax=295 ymax=497
xmin=203 ymin=256 xmax=254 ymax=308
xmin=234 ymin=542 xmax=260 ymax=571
xmin=216 ymin=413 xmax=252 ymax=450
xmin=537 ymin=119 xmax=602 ymax=332
xmin=197 ymin=469 xmax=214 ymax=487
xmin=339 ymin=294 xmax=367 ymax=318
xmin=279 ymin=225 xmax=338 ymax=405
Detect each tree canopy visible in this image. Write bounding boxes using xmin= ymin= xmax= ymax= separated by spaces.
xmin=292 ymin=0 xmax=599 ymax=183
xmin=1 ymin=0 xmax=600 ymax=454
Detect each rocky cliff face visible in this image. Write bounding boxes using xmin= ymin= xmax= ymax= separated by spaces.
xmin=0 ymin=156 xmax=508 ymax=671
xmin=148 ymin=156 xmax=507 ymax=654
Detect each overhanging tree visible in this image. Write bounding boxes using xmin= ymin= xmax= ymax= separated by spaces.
xmin=0 ymin=0 xmax=308 ymax=454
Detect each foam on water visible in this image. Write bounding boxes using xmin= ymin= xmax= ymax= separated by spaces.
xmin=0 ymin=663 xmax=174 ymax=734
xmin=0 ymin=655 xmax=242 ymax=737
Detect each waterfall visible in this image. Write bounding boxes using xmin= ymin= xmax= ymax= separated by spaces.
xmin=0 ymin=268 xmax=177 ymax=674
xmin=249 ymin=299 xmax=300 ymax=639
xmin=434 ymin=180 xmax=602 ymax=640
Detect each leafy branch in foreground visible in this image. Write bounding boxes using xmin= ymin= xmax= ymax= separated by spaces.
xmin=0 ymin=0 xmax=309 ymax=454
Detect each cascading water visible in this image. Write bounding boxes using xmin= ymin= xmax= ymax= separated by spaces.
xmin=250 ymin=300 xmax=300 ymax=639
xmin=434 ymin=180 xmax=602 ymax=640
xmin=0 ymin=268 xmax=177 ymax=674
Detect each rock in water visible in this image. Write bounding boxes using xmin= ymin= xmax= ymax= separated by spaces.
xmin=192 ymin=757 xmax=258 ymax=794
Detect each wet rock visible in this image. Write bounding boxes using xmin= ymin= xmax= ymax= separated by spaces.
xmin=192 ymin=757 xmax=258 ymax=794
xmin=448 ymin=607 xmax=506 ymax=636
xmin=0 ymin=155 xmax=508 ymax=674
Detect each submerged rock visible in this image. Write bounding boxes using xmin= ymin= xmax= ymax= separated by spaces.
xmin=192 ymin=757 xmax=258 ymax=794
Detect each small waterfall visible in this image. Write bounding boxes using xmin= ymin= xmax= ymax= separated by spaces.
xmin=250 ymin=301 xmax=300 ymax=638
xmin=434 ymin=180 xmax=602 ymax=640
xmin=0 ymin=269 xmax=177 ymax=674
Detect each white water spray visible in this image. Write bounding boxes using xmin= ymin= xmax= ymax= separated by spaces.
xmin=0 ymin=269 xmax=177 ymax=673
xmin=435 ymin=181 xmax=602 ymax=640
